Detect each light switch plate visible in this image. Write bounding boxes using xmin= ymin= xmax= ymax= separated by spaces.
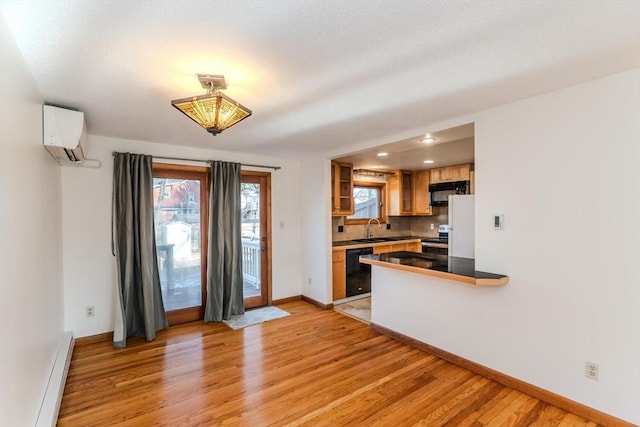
xmin=493 ymin=214 xmax=504 ymax=230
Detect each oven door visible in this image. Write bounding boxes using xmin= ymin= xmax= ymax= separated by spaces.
xmin=421 ymin=242 xmax=448 ymax=256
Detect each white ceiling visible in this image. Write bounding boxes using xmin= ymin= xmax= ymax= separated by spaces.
xmin=2 ymin=1 xmax=639 ymax=159
xmin=337 ymin=123 xmax=474 ymax=171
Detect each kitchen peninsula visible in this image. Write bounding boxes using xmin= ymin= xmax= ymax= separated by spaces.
xmin=360 ymin=252 xmax=508 ymax=286
xmin=332 ymin=236 xmax=422 ymax=300
xmin=362 ymin=251 xmax=510 ymax=383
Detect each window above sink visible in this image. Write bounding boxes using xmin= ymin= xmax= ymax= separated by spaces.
xmin=345 ymin=181 xmax=386 ymax=225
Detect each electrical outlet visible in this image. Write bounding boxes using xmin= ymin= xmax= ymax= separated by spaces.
xmin=86 ymin=306 xmax=95 ymax=317
xmin=430 ymin=223 xmax=435 ymax=230
xmin=585 ymin=361 xmax=599 ymax=381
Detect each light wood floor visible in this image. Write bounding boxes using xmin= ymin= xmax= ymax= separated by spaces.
xmin=58 ymin=301 xmax=600 ymax=426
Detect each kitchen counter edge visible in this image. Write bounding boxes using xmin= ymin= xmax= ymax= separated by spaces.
xmin=359 ymin=254 xmax=509 ymax=287
xmin=332 ymin=237 xmax=422 ymax=250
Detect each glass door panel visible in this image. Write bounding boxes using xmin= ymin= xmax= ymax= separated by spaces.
xmin=153 ymin=177 xmax=203 ymax=317
xmin=241 ymin=182 xmax=261 ymax=300
xmin=241 ymin=173 xmax=270 ymax=309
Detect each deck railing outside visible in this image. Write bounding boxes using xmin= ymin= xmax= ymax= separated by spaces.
xmin=241 ymin=239 xmax=260 ymax=289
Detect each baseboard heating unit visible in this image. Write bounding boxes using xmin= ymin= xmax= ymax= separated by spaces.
xmin=36 ymin=331 xmax=74 ymax=427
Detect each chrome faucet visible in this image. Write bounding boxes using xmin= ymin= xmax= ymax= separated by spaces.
xmin=367 ymin=218 xmax=381 ymax=238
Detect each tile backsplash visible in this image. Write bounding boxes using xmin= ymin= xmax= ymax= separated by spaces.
xmin=332 ymin=207 xmax=448 ymax=242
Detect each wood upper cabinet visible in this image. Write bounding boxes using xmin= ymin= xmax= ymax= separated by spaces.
xmin=387 ymin=170 xmax=414 ymax=216
xmin=430 ymin=164 xmax=471 ymax=184
xmin=332 ymin=249 xmax=346 ymax=300
xmin=413 ymin=170 xmax=432 ymax=216
xmin=331 ymin=161 xmax=354 ymax=216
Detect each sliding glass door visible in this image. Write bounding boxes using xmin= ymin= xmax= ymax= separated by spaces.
xmin=152 ymin=164 xmax=272 ymax=323
xmin=153 ymin=164 xmax=209 ymax=324
xmin=241 ymin=172 xmax=271 ymax=309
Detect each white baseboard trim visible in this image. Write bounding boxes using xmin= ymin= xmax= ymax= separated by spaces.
xmin=36 ymin=331 xmax=74 ymax=427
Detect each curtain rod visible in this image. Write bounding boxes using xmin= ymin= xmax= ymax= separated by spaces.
xmin=113 ymin=152 xmax=281 ymax=170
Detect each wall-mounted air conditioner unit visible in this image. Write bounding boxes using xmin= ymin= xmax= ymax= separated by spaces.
xmin=43 ymin=105 xmax=87 ymax=164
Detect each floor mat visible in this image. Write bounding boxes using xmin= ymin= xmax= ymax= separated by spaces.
xmin=223 ymin=306 xmax=290 ymax=330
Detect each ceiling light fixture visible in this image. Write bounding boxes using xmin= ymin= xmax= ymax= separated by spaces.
xmin=171 ymin=74 xmax=252 ymax=136
xmin=422 ymin=136 xmax=435 ymax=144
xmin=423 ymin=160 xmax=434 ymax=164
xmin=377 ymin=152 xmax=388 ymax=157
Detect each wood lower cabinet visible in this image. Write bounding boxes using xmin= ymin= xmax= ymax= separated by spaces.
xmin=332 ymin=249 xmax=346 ymax=300
xmin=407 ymin=241 xmax=422 ymax=252
xmin=332 ymin=241 xmax=421 ymax=300
xmin=470 ymin=170 xmax=475 ymax=194
xmin=373 ymin=241 xmax=421 ymax=254
xmin=413 ymin=170 xmax=432 ymax=215
xmin=430 ymin=164 xmax=471 ymax=184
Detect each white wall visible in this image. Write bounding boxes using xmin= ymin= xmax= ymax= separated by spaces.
xmin=475 ymin=68 xmax=640 ymax=422
xmin=61 ymin=135 xmax=303 ymax=337
xmin=300 ymin=156 xmax=333 ymax=304
xmin=371 ymin=69 xmax=640 ymax=424
xmin=0 ymin=16 xmax=65 ymax=425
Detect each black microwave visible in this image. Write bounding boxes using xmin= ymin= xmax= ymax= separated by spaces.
xmin=428 ymin=181 xmax=469 ymax=206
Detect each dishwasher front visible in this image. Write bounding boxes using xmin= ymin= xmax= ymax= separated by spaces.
xmin=345 ymin=246 xmax=373 ymax=297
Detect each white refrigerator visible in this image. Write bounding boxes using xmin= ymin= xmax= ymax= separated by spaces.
xmin=448 ymin=194 xmax=475 ymax=258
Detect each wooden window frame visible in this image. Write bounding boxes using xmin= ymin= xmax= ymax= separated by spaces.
xmin=344 ymin=181 xmax=387 ymax=225
xmin=241 ymin=170 xmax=273 ymax=309
xmin=152 ymin=162 xmax=210 ymax=325
xmin=152 ymin=163 xmax=273 ymax=322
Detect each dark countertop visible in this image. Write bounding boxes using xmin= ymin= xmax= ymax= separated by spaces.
xmin=359 ymin=251 xmax=508 ymax=287
xmin=332 ymin=235 xmax=422 ymax=249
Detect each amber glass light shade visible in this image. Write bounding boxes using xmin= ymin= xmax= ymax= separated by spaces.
xmin=171 ymin=91 xmax=252 ymax=135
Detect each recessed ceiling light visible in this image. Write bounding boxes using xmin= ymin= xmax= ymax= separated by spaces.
xmin=377 ymin=152 xmax=388 ymax=157
xmin=422 ymin=137 xmax=435 ymax=144
xmin=370 ymin=165 xmax=380 ymax=169
xmin=423 ymin=160 xmax=434 ymax=164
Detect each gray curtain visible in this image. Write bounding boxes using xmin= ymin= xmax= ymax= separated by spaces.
xmin=204 ymin=161 xmax=245 ymax=322
xmin=112 ymin=152 xmax=168 ymax=348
